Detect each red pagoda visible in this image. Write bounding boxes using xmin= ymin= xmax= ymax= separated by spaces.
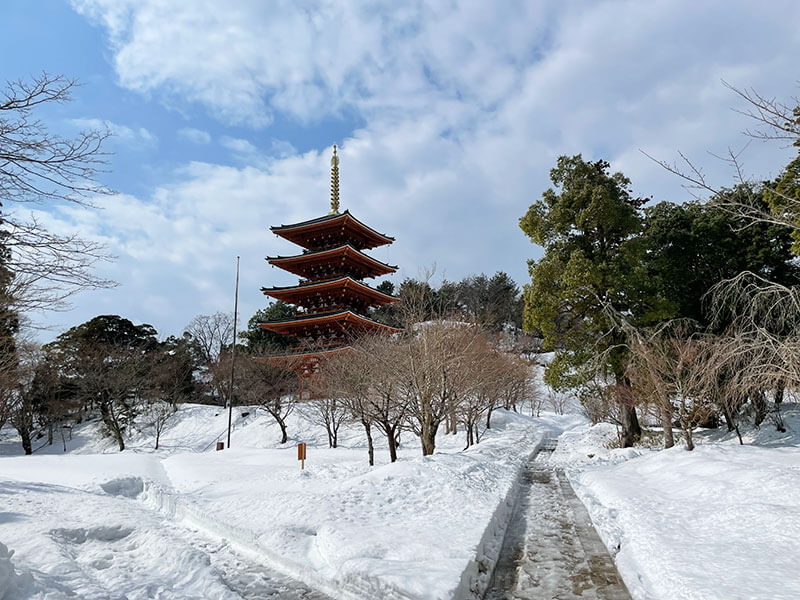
xmin=258 ymin=146 xmax=401 ymax=373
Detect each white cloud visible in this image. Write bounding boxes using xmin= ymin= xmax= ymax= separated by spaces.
xmin=219 ymin=137 xmax=299 ymax=166
xmin=70 ymin=118 xmax=157 ymax=147
xmin=71 ymin=0 xmax=550 ymax=125
xmin=177 ymin=127 xmax=211 ymax=144
xmin=219 ymin=136 xmax=263 ymax=165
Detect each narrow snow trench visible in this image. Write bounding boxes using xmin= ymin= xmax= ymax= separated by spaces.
xmin=175 ymin=526 xmax=331 ymax=600
xmin=484 ymin=439 xmax=631 ymax=600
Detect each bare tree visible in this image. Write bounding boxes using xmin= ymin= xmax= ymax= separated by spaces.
xmin=628 ymin=324 xmax=717 ymax=451
xmin=186 ymin=312 xmax=234 ymax=404
xmin=1 ymin=73 xmax=111 ymax=206
xmin=1 ymin=73 xmax=116 ymax=312
xmin=305 ymin=394 xmax=350 ymax=449
xmin=312 ymin=345 xmax=378 ymax=461
xmin=0 ymin=332 xmax=18 ymax=430
xmin=141 ymin=399 xmax=175 ymax=450
xmin=397 ymin=321 xmax=486 ymax=455
xmin=360 ymin=336 xmax=408 ymax=463
xmin=185 ymin=312 xmax=234 ymax=364
xmin=644 ymin=82 xmax=800 ymax=233
xmin=238 ymin=357 xmax=297 ymax=444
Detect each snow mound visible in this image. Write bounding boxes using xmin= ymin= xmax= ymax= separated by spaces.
xmin=100 ymin=477 xmax=144 ymax=498
xmin=550 ymin=421 xmax=647 ymax=470
xmin=0 ymin=542 xmax=33 ymax=600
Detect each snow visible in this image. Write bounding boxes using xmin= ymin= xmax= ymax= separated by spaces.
xmin=3 ymin=399 xmax=800 ymax=600
xmin=552 ymin=408 xmax=800 ymax=600
xmin=0 ymin=404 xmax=553 ymax=599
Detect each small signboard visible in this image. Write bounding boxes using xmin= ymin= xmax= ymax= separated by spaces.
xmin=297 ymin=442 xmax=307 ymax=469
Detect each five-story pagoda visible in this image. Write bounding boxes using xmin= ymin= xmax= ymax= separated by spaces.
xmin=258 ymin=146 xmax=401 ymax=371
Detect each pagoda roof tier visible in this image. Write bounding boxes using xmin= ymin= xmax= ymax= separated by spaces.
xmin=270 ymin=210 xmax=394 ymax=251
xmin=262 ymin=277 xmax=398 ymax=309
xmin=258 ymin=310 xmax=402 ymax=337
xmin=267 ymin=244 xmax=397 ymax=279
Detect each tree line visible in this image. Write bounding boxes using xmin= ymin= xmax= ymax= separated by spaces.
xmin=520 ymin=88 xmax=800 ymax=449
xmin=1 ymin=269 xmax=537 ymax=457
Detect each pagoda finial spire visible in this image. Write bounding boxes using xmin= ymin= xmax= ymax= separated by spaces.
xmin=329 ymin=144 xmax=340 ymax=214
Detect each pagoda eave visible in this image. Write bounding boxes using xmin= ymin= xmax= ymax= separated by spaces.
xmin=266 ymin=244 xmax=397 ymax=279
xmin=259 ymin=310 xmax=402 ymax=337
xmin=271 ymin=210 xmax=394 ymax=250
xmin=261 ymin=276 xmax=398 ymax=308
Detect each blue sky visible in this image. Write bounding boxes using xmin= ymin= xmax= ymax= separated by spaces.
xmin=4 ymin=0 xmax=800 ymax=340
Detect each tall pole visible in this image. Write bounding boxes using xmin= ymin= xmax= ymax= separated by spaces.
xmin=227 ymin=256 xmax=240 ymax=449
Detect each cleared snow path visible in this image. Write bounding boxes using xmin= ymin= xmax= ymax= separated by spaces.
xmin=484 ymin=439 xmax=631 ymax=600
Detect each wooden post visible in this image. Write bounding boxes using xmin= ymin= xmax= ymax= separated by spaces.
xmin=298 ymin=442 xmax=307 ymax=469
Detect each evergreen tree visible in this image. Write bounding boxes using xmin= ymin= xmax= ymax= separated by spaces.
xmin=241 ymin=301 xmax=295 ymax=353
xmin=766 ymin=150 xmax=800 ymax=252
xmin=643 ymin=191 xmax=800 ymax=326
xmin=45 ymin=315 xmax=158 ymax=450
xmin=0 ymin=208 xmax=19 ymax=434
xmin=520 ymin=155 xmax=666 ymax=447
xmin=151 ymin=334 xmax=200 ymax=407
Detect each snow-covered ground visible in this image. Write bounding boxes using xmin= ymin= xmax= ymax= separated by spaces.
xmin=0 ymin=405 xmax=558 ymax=599
xmin=3 ymin=401 xmax=799 ymax=600
xmin=551 ymin=405 xmax=800 ymax=600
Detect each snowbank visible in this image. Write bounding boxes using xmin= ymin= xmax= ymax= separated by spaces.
xmin=0 ymin=542 xmax=33 ymax=600
xmin=568 ymin=440 xmax=800 ymax=600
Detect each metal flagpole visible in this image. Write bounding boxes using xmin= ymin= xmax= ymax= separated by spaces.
xmin=226 ymin=256 xmax=240 ymax=449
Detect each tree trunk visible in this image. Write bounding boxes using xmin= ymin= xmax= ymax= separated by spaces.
xmin=616 ymin=377 xmax=641 ymax=448
xmin=47 ymin=424 xmax=54 ymax=446
xmin=420 ymin=421 xmax=437 ymax=456
xmin=100 ymin=400 xmax=125 ymax=452
xmin=722 ymin=406 xmax=735 ymax=432
xmin=387 ymin=427 xmax=398 ymax=462
xmin=486 ymin=404 xmax=494 ymax=429
xmin=683 ymin=425 xmax=694 ymax=451
xmin=619 ymin=403 xmax=641 ymax=448
xmin=20 ymin=427 xmax=32 ymax=455
xmin=363 ymin=420 xmax=374 ymax=467
xmin=155 ymin=429 xmax=160 ymax=450
xmin=752 ymin=390 xmax=768 ymax=427
xmin=326 ymin=425 xmax=334 ymax=448
xmin=775 ymin=381 xmax=785 ymax=405
xmin=661 ymin=404 xmax=674 ymax=449
xmin=277 ymin=416 xmax=288 ymax=444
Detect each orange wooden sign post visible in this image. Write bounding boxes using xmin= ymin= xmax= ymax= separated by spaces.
xmin=297 ymin=443 xmax=307 ymax=469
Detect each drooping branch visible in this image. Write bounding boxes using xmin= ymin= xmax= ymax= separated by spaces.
xmin=2 ymin=213 xmax=116 ymax=312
